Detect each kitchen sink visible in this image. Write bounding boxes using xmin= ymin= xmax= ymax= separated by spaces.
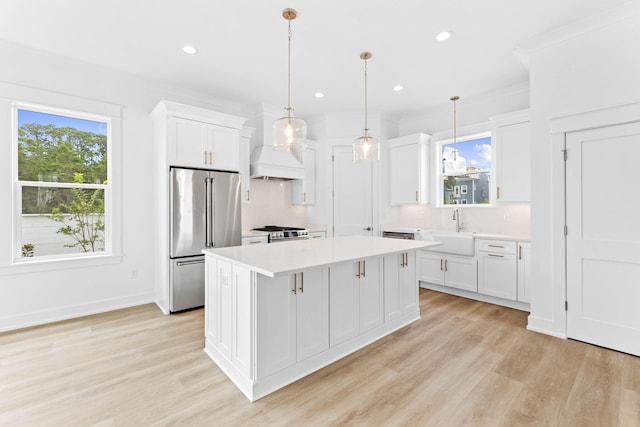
xmin=417 ymin=230 xmax=475 ymax=256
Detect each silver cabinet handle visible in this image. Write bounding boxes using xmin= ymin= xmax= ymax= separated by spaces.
xmin=363 ymin=227 xmax=372 ymax=231
xmin=488 ymin=254 xmax=504 ymax=258
xmin=209 ymin=151 xmax=212 ymax=165
xmin=299 ymin=272 xmax=304 ymax=293
xmin=488 ymin=244 xmax=504 ymax=248
xmin=356 ymin=261 xmax=361 ymax=278
xmin=440 ymin=259 xmax=443 ymax=271
xmin=497 ymin=186 xmax=501 ymax=199
xmin=519 ymin=245 xmax=522 ymax=260
xmin=176 ymin=259 xmax=205 ymax=266
xmin=247 ymin=189 xmax=250 ymax=201
xmin=303 ymin=192 xmax=306 ymax=202
xmin=292 ymin=274 xmax=297 ymax=295
xmin=415 ymin=191 xmax=418 ymax=202
xmin=362 ymin=260 xmax=366 ymax=278
xmin=204 ymin=151 xmax=207 ymax=164
xmin=445 ymin=259 xmax=448 ymax=271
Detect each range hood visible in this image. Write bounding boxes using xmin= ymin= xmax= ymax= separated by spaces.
xmin=250 ymin=105 xmax=305 ymax=180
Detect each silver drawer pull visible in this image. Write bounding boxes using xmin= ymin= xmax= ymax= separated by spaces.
xmin=488 ymin=244 xmax=505 ymax=248
xmin=488 ymin=254 xmax=504 ymax=258
xmin=176 ymin=259 xmax=205 ymax=266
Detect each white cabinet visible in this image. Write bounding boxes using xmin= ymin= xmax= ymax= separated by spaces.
xmin=308 ymin=231 xmax=326 ymax=240
xmin=292 ymin=141 xmax=316 ymax=205
xmin=256 ymin=268 xmax=329 ymax=380
xmin=168 ymin=116 xmax=240 ymax=171
xmin=517 ymin=241 xmax=531 ymax=303
xmin=492 ymin=110 xmax=531 ymax=203
xmin=329 ymin=257 xmax=383 ymax=346
xmin=383 ymin=252 xmax=418 ymax=322
xmin=239 ymin=128 xmax=253 ymax=204
xmin=389 ymin=133 xmax=430 ymax=205
xmin=477 ymin=239 xmax=517 ymax=300
xmin=418 ymin=251 xmax=477 ymax=292
xmin=242 ymin=235 xmax=268 ymax=245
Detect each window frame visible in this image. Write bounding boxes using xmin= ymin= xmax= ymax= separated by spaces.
xmin=435 ymin=131 xmax=493 ymax=208
xmin=1 ymin=85 xmax=122 ymax=274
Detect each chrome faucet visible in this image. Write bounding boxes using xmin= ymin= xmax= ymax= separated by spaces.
xmin=452 ymin=208 xmax=463 ymax=232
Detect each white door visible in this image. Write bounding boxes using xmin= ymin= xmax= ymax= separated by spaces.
xmin=566 ymin=121 xmax=640 ymax=356
xmin=332 ymin=146 xmax=373 ymax=236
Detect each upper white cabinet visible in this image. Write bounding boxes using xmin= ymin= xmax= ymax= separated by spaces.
xmin=492 ymin=110 xmax=531 ymax=203
xmin=168 ymin=117 xmax=240 ymax=171
xmin=291 ymin=140 xmax=316 ymax=205
xmin=389 ymin=133 xmax=431 ymax=205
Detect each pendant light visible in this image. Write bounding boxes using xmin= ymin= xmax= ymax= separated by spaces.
xmin=353 ymin=52 xmax=379 ymax=162
xmin=272 ymin=8 xmax=306 ymax=153
xmin=443 ymin=95 xmax=467 ymax=175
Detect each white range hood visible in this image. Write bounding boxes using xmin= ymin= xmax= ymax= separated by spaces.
xmin=250 ymin=105 xmax=304 ymax=180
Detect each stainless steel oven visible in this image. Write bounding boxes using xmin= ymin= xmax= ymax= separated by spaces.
xmin=381 ymin=231 xmax=416 ymax=240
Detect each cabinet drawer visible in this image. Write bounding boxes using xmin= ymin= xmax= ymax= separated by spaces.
xmin=476 ymin=239 xmax=516 ymax=254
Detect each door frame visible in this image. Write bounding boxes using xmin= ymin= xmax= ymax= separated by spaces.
xmin=548 ymin=101 xmax=640 ymax=339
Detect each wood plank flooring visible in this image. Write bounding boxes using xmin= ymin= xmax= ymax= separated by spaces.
xmin=1 ymin=289 xmax=639 ymax=426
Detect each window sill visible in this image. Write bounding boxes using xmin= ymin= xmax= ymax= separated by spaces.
xmin=0 ymin=253 xmax=123 ymax=276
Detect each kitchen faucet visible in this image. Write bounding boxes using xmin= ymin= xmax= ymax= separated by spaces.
xmin=452 ymin=208 xmax=463 ymax=232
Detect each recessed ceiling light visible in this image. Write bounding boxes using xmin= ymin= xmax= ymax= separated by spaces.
xmin=182 ymin=45 xmax=198 ymax=55
xmin=314 ymin=92 xmax=324 ymax=98
xmin=436 ymin=31 xmax=452 ymax=42
xmin=393 ymin=85 xmax=404 ymax=92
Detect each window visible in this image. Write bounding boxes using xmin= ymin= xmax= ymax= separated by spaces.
xmin=439 ymin=133 xmax=491 ymax=206
xmin=14 ymin=105 xmax=111 ymax=261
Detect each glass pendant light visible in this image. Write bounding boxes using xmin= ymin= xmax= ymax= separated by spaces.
xmin=272 ymin=8 xmax=306 ymax=153
xmin=443 ymin=95 xmax=467 ymax=175
xmin=353 ymin=52 xmax=379 ymax=162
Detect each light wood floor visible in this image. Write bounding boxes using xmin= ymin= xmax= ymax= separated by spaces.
xmin=2 ymin=289 xmax=639 ymax=427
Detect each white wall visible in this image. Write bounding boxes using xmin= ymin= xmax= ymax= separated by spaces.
xmin=527 ymin=4 xmax=640 ymax=337
xmin=0 ymin=40 xmax=248 ymax=331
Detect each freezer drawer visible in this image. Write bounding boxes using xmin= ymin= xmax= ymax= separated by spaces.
xmin=170 ymin=256 xmax=205 ymax=312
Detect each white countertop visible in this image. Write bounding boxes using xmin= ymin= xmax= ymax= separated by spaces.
xmin=204 ymin=235 xmax=439 ymax=278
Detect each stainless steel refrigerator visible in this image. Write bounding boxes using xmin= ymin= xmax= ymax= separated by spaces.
xmin=169 ymin=167 xmax=242 ymax=312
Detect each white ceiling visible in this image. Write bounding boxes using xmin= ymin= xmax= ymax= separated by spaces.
xmin=0 ymin=0 xmax=630 ymax=119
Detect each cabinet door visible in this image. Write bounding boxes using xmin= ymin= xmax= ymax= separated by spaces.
xmin=478 ymin=253 xmax=517 ymax=299
xmin=401 ymin=252 xmax=418 ymax=313
xmin=418 ymin=252 xmax=445 ymax=286
xmin=292 ymin=145 xmax=315 ymax=205
xmin=256 ymin=274 xmax=297 ymax=380
xmin=329 ymin=262 xmax=359 ymax=346
xmin=169 ymin=117 xmax=208 ymax=167
xmin=296 ymin=268 xmax=329 ymax=361
xmin=495 ymin=121 xmax=531 ymax=202
xmin=359 ymin=257 xmax=383 ymax=333
xmin=390 ymin=143 xmax=420 ymax=205
xmin=517 ymin=242 xmax=531 ymax=303
xmin=209 ymin=124 xmax=240 ymax=172
xmin=383 ymin=254 xmax=402 ymax=322
xmin=444 ymin=255 xmax=478 ymax=292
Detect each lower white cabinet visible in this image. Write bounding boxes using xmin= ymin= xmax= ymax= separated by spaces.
xmin=242 ymin=235 xmax=268 ymax=245
xmin=517 ymin=242 xmax=531 ymax=303
xmin=329 ymin=257 xmax=383 ymax=346
xmin=256 ymin=268 xmax=329 ymax=380
xmin=383 ymin=252 xmax=417 ymax=321
xmin=419 ymin=251 xmax=477 ymax=292
xmin=477 ymin=239 xmax=517 ymax=300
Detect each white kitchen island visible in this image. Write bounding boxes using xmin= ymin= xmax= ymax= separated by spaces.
xmin=202 ymin=235 xmax=439 ymax=401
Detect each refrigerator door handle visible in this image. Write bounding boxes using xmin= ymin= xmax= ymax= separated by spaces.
xmin=209 ymin=177 xmax=215 ymax=247
xmin=204 ymin=177 xmax=212 ymax=248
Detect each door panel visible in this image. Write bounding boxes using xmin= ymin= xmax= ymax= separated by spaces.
xmin=170 ymin=167 xmax=208 ymax=257
xmin=333 ymin=146 xmax=372 ymax=236
xmin=566 ymin=121 xmax=640 ymax=356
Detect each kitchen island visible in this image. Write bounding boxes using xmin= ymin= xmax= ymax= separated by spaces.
xmin=202 ymin=235 xmax=439 ymax=401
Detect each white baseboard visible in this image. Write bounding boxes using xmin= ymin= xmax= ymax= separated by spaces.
xmin=0 ymin=292 xmax=156 ymax=333
xmin=526 ymin=314 xmax=567 ymax=339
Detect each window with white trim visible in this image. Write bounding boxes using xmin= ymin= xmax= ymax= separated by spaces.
xmin=438 ymin=133 xmax=492 ymax=206
xmin=14 ymin=105 xmax=111 ymax=261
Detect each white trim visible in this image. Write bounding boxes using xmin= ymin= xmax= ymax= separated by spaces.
xmin=3 ymin=83 xmax=122 ymax=269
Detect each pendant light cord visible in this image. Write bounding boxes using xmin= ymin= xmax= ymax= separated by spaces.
xmin=287 ymin=17 xmax=292 ymax=115
xmin=364 ymin=57 xmax=368 ymax=133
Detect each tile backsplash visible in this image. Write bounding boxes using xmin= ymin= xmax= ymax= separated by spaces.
xmin=242 ymin=179 xmax=307 ymax=231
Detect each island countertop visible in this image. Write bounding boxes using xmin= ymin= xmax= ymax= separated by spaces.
xmin=203 ymin=235 xmax=440 ymax=278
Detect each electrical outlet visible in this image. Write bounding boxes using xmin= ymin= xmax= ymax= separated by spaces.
xmin=503 ymin=213 xmax=511 ymax=222
xmin=131 ymin=270 xmax=139 ymax=279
